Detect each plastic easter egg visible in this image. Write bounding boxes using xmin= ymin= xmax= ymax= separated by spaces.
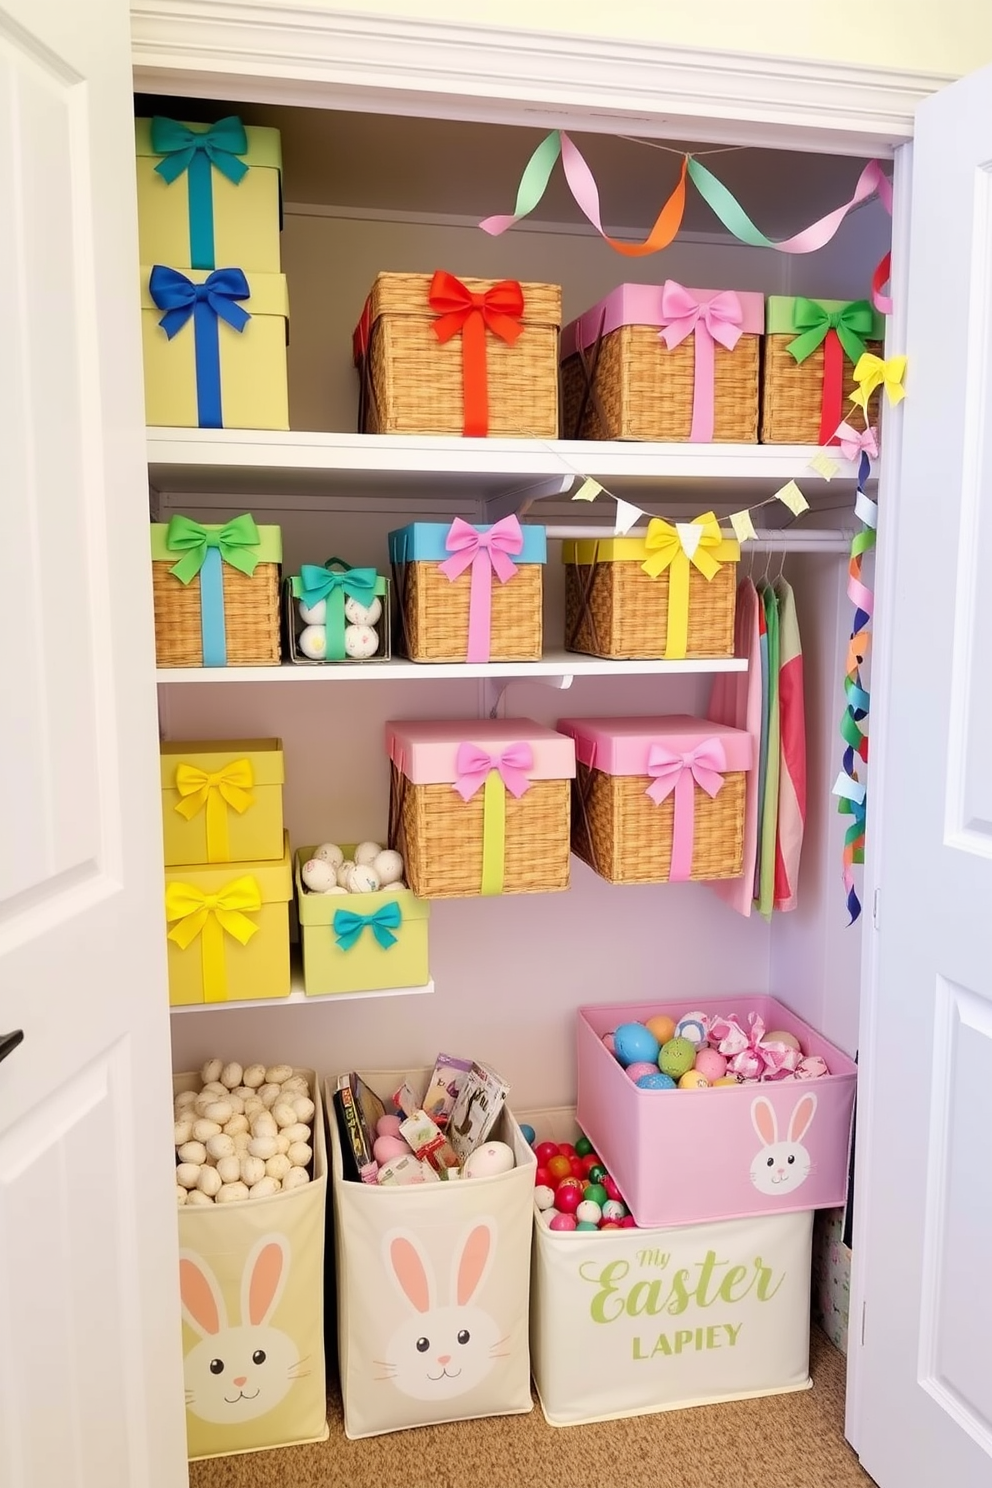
xmin=314 ymin=842 xmax=344 ymax=869
xmin=659 ymin=1036 xmax=696 ymax=1079
xmin=603 ymin=1176 xmax=622 ymax=1201
xmin=625 ymin=1060 xmax=660 ymax=1083
xmin=613 ymin=1022 xmax=661 ymax=1068
xmin=694 ymin=1047 xmax=729 ymax=1082
xmin=574 ymin=1135 xmax=593 ymax=1157
xmin=549 ymin=1212 xmax=578 ymax=1232
xmin=765 ymin=1029 xmax=802 ymax=1051
xmin=645 ymin=1014 xmax=677 ymax=1045
xmin=554 ymin=1184 xmax=581 ymax=1214
xmin=534 ymin=1185 xmax=556 ymax=1210
xmin=678 ymin=1069 xmax=711 ymax=1090
xmin=583 ymin=1182 xmax=608 ymax=1209
xmin=463 ymin=1140 xmax=515 ymax=1178
xmin=301 ymin=857 xmax=337 ymax=893
xmin=602 ymin=1032 xmax=616 ymax=1055
xmin=602 ymin=1199 xmax=627 ymax=1222
xmin=569 ymin=1157 xmax=585 ymax=1177
xmin=520 ymin=1123 xmax=536 ymax=1146
xmin=637 ymin=1071 xmax=677 ymax=1091
xmin=372 ymin=849 xmax=405 ymax=886
xmin=373 ymin=1134 xmax=409 ymax=1164
xmin=557 ymin=1177 xmax=583 ymax=1194
xmin=535 ymin=1141 xmax=559 ymax=1165
xmin=576 ymin=1220 xmax=600 ymax=1231
xmin=675 ymin=1013 xmax=709 ymax=1048
xmin=621 ymin=1215 xmax=638 ymax=1228
xmin=600 ymin=1221 xmax=622 ymax=1231
xmin=298 ymin=624 xmax=326 ymax=661
xmin=713 ymin=1074 xmax=743 ymax=1087
xmin=535 ymin=1165 xmax=551 ymax=1187
xmin=580 ymin=1154 xmax=601 ymax=1175
xmin=347 ymin=863 xmax=381 ymax=894
xmin=558 ymin=1142 xmax=576 ymax=1157
xmin=547 ymin=1154 xmax=572 ymax=1184
xmin=587 ymin=1164 xmax=608 ymax=1184
xmin=576 ymin=1199 xmax=602 ymax=1224
xmin=377 ymin=1113 xmax=404 ymax=1137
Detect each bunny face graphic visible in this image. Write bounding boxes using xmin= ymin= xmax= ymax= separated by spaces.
xmin=749 ymin=1093 xmax=817 ymax=1196
xmin=375 ymin=1219 xmax=509 ymax=1402
xmin=179 ymin=1234 xmax=307 ymax=1424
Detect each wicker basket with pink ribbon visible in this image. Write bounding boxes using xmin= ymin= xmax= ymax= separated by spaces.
xmin=557 ymin=715 xmax=753 ymax=885
xmin=560 ymin=280 xmax=763 ymax=443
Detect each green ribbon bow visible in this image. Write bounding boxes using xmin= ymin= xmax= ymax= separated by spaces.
xmin=150 ymin=116 xmax=250 ymax=187
xmin=786 ymin=298 xmax=875 ymax=366
xmin=333 ymin=902 xmax=402 ymax=951
xmin=165 ymin=513 xmax=262 ymax=584
xmin=299 ymin=560 xmax=379 ymax=661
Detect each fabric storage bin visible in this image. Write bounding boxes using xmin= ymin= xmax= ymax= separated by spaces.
xmin=284 ymin=560 xmax=391 ymax=665
xmin=812 ymin=1208 xmax=852 ymax=1355
xmin=295 ymin=847 xmax=430 ymax=996
xmin=386 ymin=718 xmax=575 ymax=898
xmin=151 ymin=515 xmax=281 ymax=668
xmin=522 ymin=1107 xmax=812 ymax=1426
xmin=164 ymin=834 xmax=293 ymax=1006
xmin=353 ymin=270 xmax=561 ymax=437
xmin=160 ymin=738 xmax=285 ymax=866
xmin=388 ymin=517 xmax=545 ymax=664
xmin=563 ymin=514 xmax=739 ymax=660
xmin=135 ymin=116 xmax=283 ymax=273
xmin=327 ymin=1067 xmax=536 ymax=1439
xmin=558 ymin=715 xmax=753 ymax=884
xmin=141 ymin=265 xmax=289 ymax=430
xmin=561 ymin=281 xmax=763 ymax=443
xmin=175 ymin=1068 xmax=328 ymax=1459
xmin=576 ymin=995 xmax=858 ymax=1227
xmin=761 ymin=295 xmax=885 ymax=445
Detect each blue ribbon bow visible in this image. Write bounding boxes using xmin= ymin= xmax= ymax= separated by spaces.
xmin=149 ymin=266 xmax=252 ymax=430
xmin=150 ymin=116 xmax=249 ymax=269
xmin=333 ymin=902 xmax=402 ymax=951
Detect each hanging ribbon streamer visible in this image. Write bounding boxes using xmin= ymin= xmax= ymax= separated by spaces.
xmin=687 ymin=157 xmax=890 ymax=254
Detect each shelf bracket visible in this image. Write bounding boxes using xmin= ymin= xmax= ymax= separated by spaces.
xmin=482 ymin=474 xmax=574 ymax=524
xmin=480 ymin=671 xmax=574 ymax=718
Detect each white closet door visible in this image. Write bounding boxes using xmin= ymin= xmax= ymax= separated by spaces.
xmin=0 ymin=1 xmax=187 ymax=1484
xmin=853 ymin=62 xmax=992 ymax=1488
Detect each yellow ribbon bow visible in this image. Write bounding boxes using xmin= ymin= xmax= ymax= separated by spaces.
xmin=850 ymin=352 xmax=906 ymax=409
xmin=641 ymin=511 xmax=727 ymax=659
xmin=173 ymin=758 xmax=254 ymax=862
xmin=165 ymin=876 xmax=261 ymax=1003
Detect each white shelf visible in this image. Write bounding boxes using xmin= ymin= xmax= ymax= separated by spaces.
xmin=156 ymin=651 xmax=749 ymax=684
xmin=169 ymin=967 xmax=435 ymax=1013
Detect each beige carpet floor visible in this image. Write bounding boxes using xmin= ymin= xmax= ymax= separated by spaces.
xmin=189 ymin=1328 xmax=875 ymax=1488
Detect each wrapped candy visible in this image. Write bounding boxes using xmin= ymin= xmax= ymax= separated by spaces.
xmin=707 ymin=1012 xmax=803 ymax=1082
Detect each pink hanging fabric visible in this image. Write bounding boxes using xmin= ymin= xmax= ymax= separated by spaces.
xmin=773 ymin=577 xmax=807 ymax=911
xmin=706 ymin=578 xmax=762 ymax=917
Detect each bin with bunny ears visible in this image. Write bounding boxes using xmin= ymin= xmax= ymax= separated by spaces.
xmin=174 ymin=1069 xmax=328 ymax=1459
xmin=326 ymin=1067 xmax=536 ymax=1438
xmin=576 ymin=997 xmax=857 ymax=1228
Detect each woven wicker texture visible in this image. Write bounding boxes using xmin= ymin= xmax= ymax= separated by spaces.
xmin=394 ymin=558 xmax=543 ymax=662
xmin=760 ymin=334 xmax=883 ymax=444
xmin=152 ymin=561 xmax=281 ymax=667
xmin=360 ymin=272 xmax=561 ymax=437
xmin=389 ymin=763 xmax=571 ymax=898
xmin=571 ymin=762 xmax=746 ymax=884
xmin=562 ymin=325 xmax=760 ymax=442
xmin=564 ymin=556 xmax=737 ymax=660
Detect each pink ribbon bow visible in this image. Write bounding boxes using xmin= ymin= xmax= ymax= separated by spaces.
xmin=453 ymin=741 xmax=534 ymax=801
xmin=708 ymin=1012 xmax=802 ymax=1081
xmin=645 ymin=738 xmax=727 ymax=882
xmin=437 ymin=514 xmax=525 ymax=664
xmin=833 ymin=420 xmax=879 ymax=462
xmin=659 ymin=282 xmax=745 ymax=443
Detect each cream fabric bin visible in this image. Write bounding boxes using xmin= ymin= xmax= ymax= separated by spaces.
xmin=327 ymin=1067 xmax=536 ymax=1439
xmin=524 ymin=1108 xmax=812 ymax=1427
xmin=175 ymin=1070 xmax=328 ymax=1460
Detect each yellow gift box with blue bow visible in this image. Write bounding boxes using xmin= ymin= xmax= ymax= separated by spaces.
xmin=563 ymin=512 xmax=739 ymax=660
xmin=165 ymin=835 xmax=292 ymax=1007
xmin=295 ymin=848 xmax=430 ymax=997
xmin=160 ymin=739 xmax=285 ymax=866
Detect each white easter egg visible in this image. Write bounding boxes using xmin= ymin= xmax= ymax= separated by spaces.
xmin=282 ymin=1167 xmax=311 ymax=1191
xmin=176 ymin=1163 xmax=201 ymax=1190
xmin=220 ymin=1063 xmax=242 ymax=1090
xmin=192 ymin=1118 xmax=221 ymax=1143
xmin=301 ymin=858 xmax=336 ymax=893
xmin=354 ymin=840 xmax=383 ymax=866
xmin=258 ymin=1082 xmax=281 ymax=1107
xmin=265 ymin=1064 xmax=293 ymax=1085
xmin=204 ymin=1100 xmax=232 ymax=1125
xmin=232 ymin=1133 xmax=251 ymax=1155
xmin=225 ymin=1093 xmax=245 ymax=1115
xmin=344 ymin=623 xmax=378 ymax=660
xmin=186 ymin=1190 xmax=214 ymax=1207
xmin=334 ymin=861 xmax=356 ymax=888
xmin=216 ymin=1182 xmax=250 ymax=1204
xmin=177 ymin=1141 xmax=207 ymax=1166
xmin=174 ymin=1118 xmax=194 ymax=1146
xmin=242 ymin=1064 xmax=266 ymax=1089
xmin=298 ymin=597 xmax=326 ymax=625
xmin=176 ymin=1186 xmax=188 ymax=1206
xmin=200 ymin=1059 xmax=223 ymax=1085
xmin=248 ymin=1176 xmax=282 ymax=1199
xmin=272 ymin=1102 xmax=298 ymax=1129
xmin=344 ymin=594 xmax=382 ymax=626
xmin=265 ymin=1153 xmax=292 ymax=1182
xmin=380 ymin=883 xmax=408 ymax=895
xmin=216 ymin=1155 xmax=241 ymax=1184
xmin=298 ymin=624 xmax=327 ymax=660
xmin=223 ymin=1114 xmax=249 ymax=1137
xmin=282 ymin=1123 xmax=311 ymax=1146
xmin=372 ymin=849 xmax=404 ymax=885
xmin=196 ymin=1166 xmax=222 ymax=1198
xmin=175 ymin=1090 xmax=197 ymax=1111
xmin=463 ymin=1140 xmax=515 ymax=1179
xmin=281 ymin=1075 xmax=309 ymax=1093
xmin=290 ymin=1095 xmax=315 ymax=1124
xmin=323 ymin=885 xmax=348 ymax=895
xmin=534 ymin=1185 xmax=556 ymax=1211
xmin=240 ymin=1155 xmax=266 ymax=1188
xmin=313 ymin=843 xmax=344 ymax=869
xmin=243 ymin=1097 xmax=264 ymax=1119
xmin=348 ymin=864 xmax=380 ymax=894
xmin=287 ymin=1141 xmax=312 ymax=1169
xmin=201 ymin=1081 xmax=228 ymax=1097
xmin=205 ymin=1133 xmax=235 ymax=1162
xmin=248 ymin=1135 xmax=279 ymax=1161
xmin=251 ymin=1112 xmax=278 ymax=1139
xmin=274 ymin=1133 xmax=290 ymax=1155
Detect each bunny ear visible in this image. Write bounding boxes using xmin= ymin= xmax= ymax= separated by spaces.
xmin=179 ymin=1250 xmax=227 ymax=1339
xmin=453 ymin=1218 xmax=496 ymax=1307
xmin=242 ymin=1234 xmax=290 ymax=1328
xmin=750 ymin=1096 xmax=778 ymax=1147
xmin=384 ymin=1230 xmax=434 ymax=1314
xmin=788 ymin=1092 xmax=818 ymax=1143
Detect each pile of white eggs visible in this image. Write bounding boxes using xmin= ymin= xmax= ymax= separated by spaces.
xmin=175 ymin=1060 xmax=315 ymax=1207
xmin=301 ymin=839 xmax=406 ymax=896
xmin=297 ymin=591 xmax=382 ymax=662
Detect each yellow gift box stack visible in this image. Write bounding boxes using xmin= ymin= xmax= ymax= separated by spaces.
xmin=135 ymin=114 xmax=290 ymax=429
xmin=160 ymin=739 xmax=292 ymax=1006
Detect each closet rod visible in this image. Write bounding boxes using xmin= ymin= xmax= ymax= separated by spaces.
xmin=543 ymin=525 xmax=854 ymax=553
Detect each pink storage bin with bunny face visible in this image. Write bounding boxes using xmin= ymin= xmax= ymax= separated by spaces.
xmin=576 ymin=997 xmax=857 ymax=1228
xmin=327 ymin=1067 xmax=536 ymax=1439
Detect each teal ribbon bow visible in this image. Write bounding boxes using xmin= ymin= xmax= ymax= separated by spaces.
xmin=333 ymin=902 xmax=402 ymax=951
xmin=786 ymin=298 xmax=875 ymax=365
xmin=166 ymin=514 xmax=262 ymax=584
xmin=150 ymin=116 xmax=249 ymax=270
xmin=299 ymin=562 xmax=379 ymax=661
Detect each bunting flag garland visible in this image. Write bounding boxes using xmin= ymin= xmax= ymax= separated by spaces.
xmin=568 ymin=474 xmax=811 ymax=542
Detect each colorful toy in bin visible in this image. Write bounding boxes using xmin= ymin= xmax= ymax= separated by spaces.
xmin=285 ymin=560 xmax=391 ymax=664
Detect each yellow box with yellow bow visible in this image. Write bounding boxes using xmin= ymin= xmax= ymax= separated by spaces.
xmin=563 ymin=513 xmax=739 ymax=661
xmin=165 ymin=835 xmax=293 ymax=1007
xmin=295 ymin=848 xmax=430 ymax=996
xmin=160 ymin=739 xmax=285 ymax=867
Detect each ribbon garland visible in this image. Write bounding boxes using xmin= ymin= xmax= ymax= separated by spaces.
xmin=149 ymin=265 xmax=252 ymax=430
xmin=333 ymin=901 xmax=402 ymax=951
xmin=165 ymin=513 xmax=262 ymax=668
xmin=645 ymin=738 xmax=727 ymax=881
xmin=481 ymin=132 xmax=893 ymax=314
xmin=453 ymin=741 xmax=533 ymax=895
xmin=150 ymin=116 xmax=249 ymax=270
xmin=299 ymin=561 xmax=379 ymax=661
xmin=429 ymin=270 xmax=524 ymax=435
xmin=166 ymin=876 xmax=261 ymax=1003
xmin=438 ymin=515 xmax=525 ymax=664
xmin=173 ymin=758 xmax=254 ymax=861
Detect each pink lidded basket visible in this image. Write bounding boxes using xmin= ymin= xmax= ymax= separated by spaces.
xmin=576 ymin=996 xmax=857 ymax=1228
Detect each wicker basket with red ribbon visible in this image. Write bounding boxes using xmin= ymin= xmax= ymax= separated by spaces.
xmin=761 ymin=295 xmax=885 ymax=445
xmin=353 ymin=270 xmax=561 ymax=437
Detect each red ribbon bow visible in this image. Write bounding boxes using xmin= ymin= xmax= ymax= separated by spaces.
xmin=429 ymin=270 xmax=525 ymax=436
xmin=437 ymin=515 xmax=525 ymax=663
xmin=452 ymin=741 xmax=534 ymax=802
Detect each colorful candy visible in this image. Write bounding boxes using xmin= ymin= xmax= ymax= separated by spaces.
xmin=527 ymin=1133 xmax=638 ymax=1232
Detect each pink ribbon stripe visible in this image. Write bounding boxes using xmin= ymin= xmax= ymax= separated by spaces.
xmin=437 ymin=514 xmax=524 ymax=664
xmin=453 ymin=741 xmax=534 ymax=801
xmin=645 ymin=738 xmax=727 ymax=882
xmin=659 ymin=282 xmax=744 ymax=442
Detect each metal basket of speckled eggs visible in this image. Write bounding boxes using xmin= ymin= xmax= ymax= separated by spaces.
xmin=283 ymin=560 xmax=392 ymax=665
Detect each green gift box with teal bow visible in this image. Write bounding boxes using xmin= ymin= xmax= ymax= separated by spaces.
xmin=762 ymin=295 xmax=886 ymax=446
xmin=286 ymin=559 xmax=392 ymax=664
xmin=295 ymin=848 xmax=430 ymax=997
xmin=135 ymin=115 xmax=283 ymax=273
